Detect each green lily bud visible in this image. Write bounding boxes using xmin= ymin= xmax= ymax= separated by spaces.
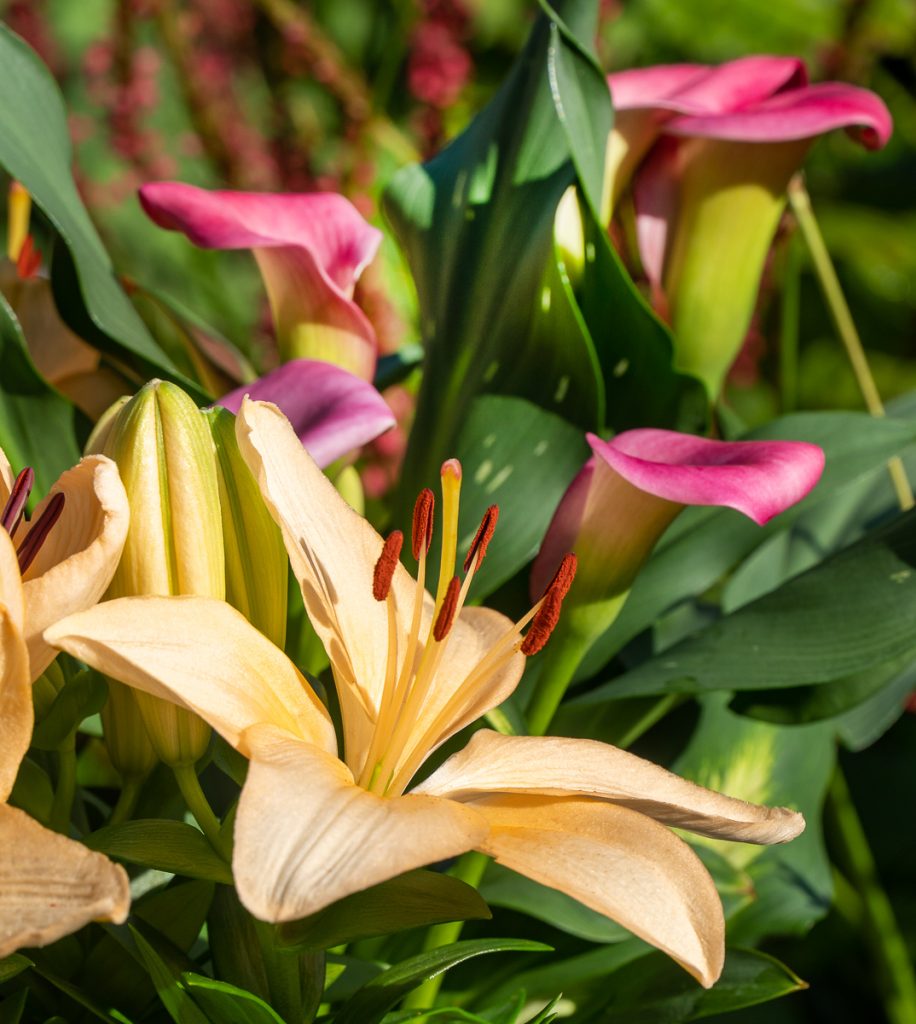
xmin=205 ymin=406 xmax=287 ymax=650
xmin=101 ymin=681 xmax=158 ymax=781
xmin=31 ymin=661 xmax=65 ymax=723
xmin=102 ymin=380 xmax=224 ymax=767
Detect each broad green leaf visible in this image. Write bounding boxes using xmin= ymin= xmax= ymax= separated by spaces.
xmin=86 ymin=819 xmax=233 ymax=884
xmin=183 ymin=974 xmax=286 ymax=1024
xmin=31 ymin=670 xmax=107 ymax=750
xmin=438 ymin=395 xmax=588 ymax=599
xmin=571 ymin=507 xmax=916 ymax=705
xmin=208 ymin=885 xmax=271 ymax=1002
xmin=385 ymin=0 xmax=608 ymax=503
xmin=480 ymin=864 xmax=627 ymax=944
xmin=0 ymin=987 xmax=28 ymax=1024
xmin=674 ymin=695 xmax=834 ymax=943
xmin=27 ymin=961 xmax=133 ymax=1024
xmin=586 ymin=948 xmax=805 ymax=1021
xmin=0 ymin=294 xmax=78 ymax=496
xmin=0 ymin=955 xmax=31 ymax=984
xmin=0 ymin=26 xmax=201 ymax=393
xmin=278 ymin=869 xmax=491 ymax=951
xmin=333 ymin=939 xmax=551 ymax=1024
xmin=129 ymin=924 xmax=209 ymax=1024
xmin=572 ymin=411 xmax=916 ymax=686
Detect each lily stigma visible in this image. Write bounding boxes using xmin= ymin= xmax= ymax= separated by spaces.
xmin=49 ymin=399 xmax=806 ymax=987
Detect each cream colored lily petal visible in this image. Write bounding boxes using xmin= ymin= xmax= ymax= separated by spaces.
xmin=0 ymin=445 xmax=12 ymax=502
xmin=0 ymin=803 xmax=130 ymax=958
xmin=45 ymin=596 xmax=336 ymax=757
xmin=236 ymin=399 xmax=422 ymax=749
xmin=0 ymin=531 xmax=30 ymax=802
xmin=22 ymin=455 xmax=129 ymax=681
xmin=415 ymin=730 xmax=804 ymax=845
xmin=472 ymin=794 xmax=724 ymax=988
xmin=233 ymin=724 xmax=488 ymax=923
xmin=394 ymin=607 xmax=526 ymax=781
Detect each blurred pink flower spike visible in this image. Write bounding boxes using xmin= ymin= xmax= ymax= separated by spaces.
xmin=605 ymin=57 xmax=892 ymax=401
xmin=532 ymin=428 xmax=825 ymax=640
xmin=139 ymin=183 xmax=383 ymax=381
xmin=219 ymin=359 xmax=395 ymax=469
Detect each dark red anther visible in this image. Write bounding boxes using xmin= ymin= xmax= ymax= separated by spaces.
xmin=522 ymin=553 xmax=577 ymax=656
xmin=539 ymin=553 xmax=578 ymax=601
xmin=16 ymin=492 xmax=64 ymax=574
xmin=411 ymin=487 xmax=435 ymax=560
xmin=1 ymin=467 xmax=34 ymax=537
xmin=433 ymin=576 xmax=461 ymax=641
xmin=463 ymin=504 xmax=498 ymax=573
xmin=373 ymin=530 xmax=403 ymax=601
xmin=15 ymin=235 xmax=41 ymax=280
xmin=520 ymin=591 xmax=563 ymax=656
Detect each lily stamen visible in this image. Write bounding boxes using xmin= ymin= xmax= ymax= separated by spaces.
xmin=463 ymin=504 xmax=498 ymax=573
xmin=16 ymin=492 xmax=65 ymax=574
xmin=1 ymin=467 xmax=34 ymax=536
xmin=433 ymin=576 xmax=461 ymax=641
xmin=372 ymin=530 xmax=403 ymax=602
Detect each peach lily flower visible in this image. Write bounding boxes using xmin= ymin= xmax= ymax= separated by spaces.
xmin=0 ymin=445 xmax=130 ymax=682
xmin=48 ymin=400 xmax=804 ymax=988
xmin=0 ymin=528 xmax=129 ymax=958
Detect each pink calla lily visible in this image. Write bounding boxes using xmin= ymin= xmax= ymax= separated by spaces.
xmin=603 ymin=57 xmax=892 ymax=400
xmin=139 ymin=183 xmax=383 ymax=381
xmin=218 ymin=359 xmax=395 ymax=469
xmin=533 ymin=428 xmax=824 ymax=606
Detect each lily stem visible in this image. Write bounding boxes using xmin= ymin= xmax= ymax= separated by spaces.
xmin=827 ymin=764 xmax=916 ymax=1024
xmin=109 ymin=776 xmax=143 ymax=827
xmin=173 ymin=764 xmax=228 ymax=859
xmin=50 ymin=736 xmax=77 ymax=834
xmin=401 ymin=852 xmax=490 ymax=1010
xmin=788 ymin=174 xmax=913 ymax=512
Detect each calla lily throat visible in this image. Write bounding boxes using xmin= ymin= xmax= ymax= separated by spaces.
xmin=358 ymin=462 xmax=576 ymax=797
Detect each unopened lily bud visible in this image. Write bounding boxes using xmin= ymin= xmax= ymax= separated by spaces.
xmin=101 ymin=681 xmax=158 ymax=780
xmin=31 ymin=661 xmax=65 ymax=722
xmin=84 ymin=396 xmax=130 ymax=457
xmin=102 ymin=380 xmax=224 ymax=767
xmin=205 ymin=406 xmax=287 ymax=650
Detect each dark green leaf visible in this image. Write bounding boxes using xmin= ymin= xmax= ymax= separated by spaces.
xmin=441 ymin=395 xmax=588 ymax=598
xmin=333 ymin=939 xmax=551 ymax=1024
xmin=278 ymin=869 xmax=491 ymax=951
xmin=31 ymin=670 xmax=107 ymax=750
xmin=208 ymin=885 xmax=271 ymax=1002
xmin=574 ymin=507 xmax=916 ymax=704
xmin=0 ymin=987 xmax=29 ymax=1024
xmin=0 ymin=27 xmax=189 ymax=386
xmin=129 ymin=924 xmax=209 ymax=1024
xmin=586 ymin=948 xmax=805 ymax=1021
xmin=183 ymin=974 xmax=286 ymax=1024
xmin=0 ymin=294 xmax=78 ymax=496
xmin=0 ymin=955 xmax=31 ymax=984
xmin=86 ymin=819 xmax=233 ymax=884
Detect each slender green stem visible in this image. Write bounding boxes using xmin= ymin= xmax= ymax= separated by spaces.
xmin=173 ymin=764 xmax=228 ymax=858
xmin=827 ymin=765 xmax=916 ymax=1024
xmin=614 ymin=694 xmax=683 ymax=750
xmin=525 ymin=627 xmax=592 ymax=737
xmin=50 ymin=739 xmax=77 ymax=834
xmin=788 ymin=175 xmax=913 ymax=511
xmin=109 ymin=776 xmax=143 ymax=827
xmin=402 ymin=852 xmax=490 ymax=1011
xmin=779 ymin=233 xmax=802 ymax=414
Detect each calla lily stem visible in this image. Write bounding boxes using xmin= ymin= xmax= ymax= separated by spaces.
xmin=788 ymin=175 xmax=913 ymax=512
xmin=827 ymin=765 xmax=916 ymax=1024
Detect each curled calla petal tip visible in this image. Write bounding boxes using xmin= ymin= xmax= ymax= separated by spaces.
xmin=589 ymin=429 xmax=825 ymax=526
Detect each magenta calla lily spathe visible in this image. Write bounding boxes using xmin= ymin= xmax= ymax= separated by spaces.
xmin=604 ymin=56 xmax=892 ymax=400
xmin=533 ymin=428 xmax=825 ymax=604
xmin=139 ymin=182 xmax=383 ymax=381
xmin=218 ymin=359 xmax=396 ymax=469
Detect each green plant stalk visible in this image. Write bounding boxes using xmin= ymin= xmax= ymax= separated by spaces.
xmin=49 ymin=737 xmax=77 ymax=834
xmin=173 ymin=764 xmax=228 ymax=858
xmin=525 ymin=624 xmax=593 ymax=736
xmin=788 ymin=175 xmax=913 ymax=511
xmin=401 ymin=852 xmax=490 ymax=1010
xmin=827 ymin=765 xmax=916 ymax=1024
xmin=779 ymin=232 xmax=802 ymax=413
xmin=109 ymin=776 xmax=143 ymax=827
